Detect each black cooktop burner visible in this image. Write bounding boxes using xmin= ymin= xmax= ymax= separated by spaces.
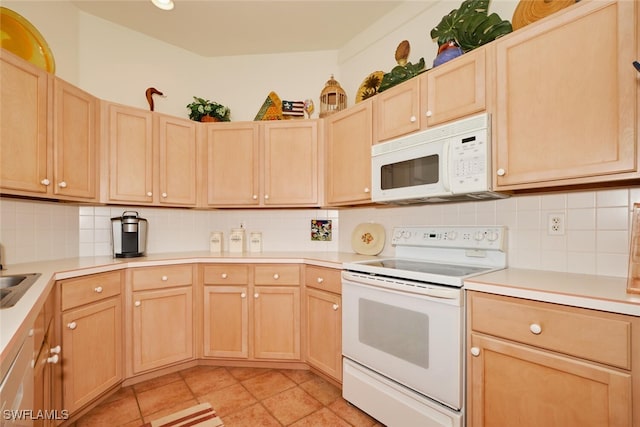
xmin=357 ymin=259 xmax=491 ymax=277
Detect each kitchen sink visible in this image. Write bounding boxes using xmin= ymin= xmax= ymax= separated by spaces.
xmin=0 ymin=273 xmax=41 ymax=309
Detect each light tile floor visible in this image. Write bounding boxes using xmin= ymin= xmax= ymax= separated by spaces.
xmin=73 ymin=366 xmax=384 ymax=426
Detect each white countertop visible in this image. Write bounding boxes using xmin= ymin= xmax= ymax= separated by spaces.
xmin=464 ymin=268 xmax=640 ymax=316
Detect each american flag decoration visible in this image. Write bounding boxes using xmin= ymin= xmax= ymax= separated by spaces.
xmin=282 ymin=100 xmax=305 ymax=119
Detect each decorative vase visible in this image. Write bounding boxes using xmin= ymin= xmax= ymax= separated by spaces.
xmin=200 ymin=116 xmax=220 ymax=122
xmin=433 ymin=42 xmax=463 ymax=67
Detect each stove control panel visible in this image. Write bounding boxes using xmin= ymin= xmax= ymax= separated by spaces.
xmin=392 ymin=226 xmax=506 ymax=250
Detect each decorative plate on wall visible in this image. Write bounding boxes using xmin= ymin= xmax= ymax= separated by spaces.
xmin=0 ymin=7 xmax=55 ymax=73
xmin=355 ymin=71 xmax=384 ymax=103
xmin=351 ymin=222 xmax=385 ymax=255
xmin=512 ymin=0 xmax=576 ymax=31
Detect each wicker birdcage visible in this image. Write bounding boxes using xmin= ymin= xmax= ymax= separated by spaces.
xmin=319 ymin=75 xmax=347 ymax=118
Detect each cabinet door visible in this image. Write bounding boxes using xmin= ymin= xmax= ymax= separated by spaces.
xmin=0 ymin=50 xmax=50 ymax=194
xmin=203 ymin=286 xmax=249 ymax=358
xmin=205 ymin=122 xmax=260 ymax=206
xmin=325 ymin=101 xmax=373 ymax=205
xmin=253 ymin=286 xmax=300 ymax=360
xmin=61 ymin=297 xmax=122 ymax=413
xmin=53 ymin=78 xmax=98 ymax=201
xmin=263 ymin=121 xmax=319 ymax=206
xmin=468 ymin=334 xmax=632 ymax=427
xmin=374 ymin=78 xmax=420 ymax=142
xmin=494 ymin=0 xmax=637 ymax=189
xmin=132 ymin=287 xmax=193 ymax=373
xmin=157 ymin=115 xmax=198 ymax=206
xmin=421 ymin=45 xmax=488 ymax=128
xmin=305 ymin=288 xmax=341 ymax=381
xmin=106 ymin=103 xmax=154 ymax=203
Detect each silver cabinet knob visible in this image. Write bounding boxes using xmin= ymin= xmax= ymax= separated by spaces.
xmin=146 ymin=191 xmax=153 ymax=197
xmin=40 ymin=178 xmax=50 ymax=186
xmin=67 ymin=322 xmax=77 ymax=330
xmin=221 ymin=273 xmax=228 ymax=279
xmin=252 ymin=194 xmax=258 ymax=200
xmin=496 ymin=168 xmax=506 ymax=176
xmin=240 ymin=292 xmax=246 ymax=298
xmin=470 ymin=347 xmax=480 ymax=357
xmin=162 ymin=192 xmax=168 ymax=198
xmin=264 ymin=194 xmax=270 ymax=200
xmin=317 ymin=277 xmax=324 ymax=284
xmin=254 ymin=293 xmax=259 ymax=298
xmin=364 ymin=187 xmax=370 ymax=193
xmin=47 ymin=354 xmax=60 ymax=364
xmin=94 ymin=286 xmax=103 ymax=293
xmin=58 ymin=181 xmax=67 ymax=188
xmin=135 ymin=301 xmax=141 ymax=307
xmin=161 ymin=275 xmax=168 ymax=281
xmin=273 ymin=273 xmax=279 ymax=280
xmin=425 ymin=110 xmax=433 ymax=117
xmin=50 ymin=345 xmax=61 ymax=354
xmin=409 ymin=115 xmax=417 ymax=123
xmin=332 ymin=304 xmax=339 ymax=311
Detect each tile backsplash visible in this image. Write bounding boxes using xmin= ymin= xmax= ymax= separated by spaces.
xmin=1 ymin=186 xmax=638 ymax=278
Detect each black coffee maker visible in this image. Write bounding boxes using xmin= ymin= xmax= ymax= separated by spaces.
xmin=111 ymin=211 xmax=148 ymax=258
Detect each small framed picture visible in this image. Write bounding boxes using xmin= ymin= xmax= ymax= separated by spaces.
xmin=311 ymin=219 xmax=332 ymax=241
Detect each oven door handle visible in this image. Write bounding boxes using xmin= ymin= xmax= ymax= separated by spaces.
xmin=342 ymin=272 xmax=460 ymax=300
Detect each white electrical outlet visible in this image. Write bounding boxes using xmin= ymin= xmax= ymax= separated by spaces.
xmin=547 ymin=213 xmax=565 ymax=235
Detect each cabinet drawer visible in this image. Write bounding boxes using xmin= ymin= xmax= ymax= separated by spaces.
xmin=60 ymin=271 xmax=122 ymax=311
xmin=469 ymin=292 xmax=631 ymax=369
xmin=131 ymin=265 xmax=193 ymax=291
xmin=305 ymin=265 xmax=341 ymax=294
xmin=254 ymin=264 xmax=300 ymax=285
xmin=203 ymin=264 xmax=249 ymax=285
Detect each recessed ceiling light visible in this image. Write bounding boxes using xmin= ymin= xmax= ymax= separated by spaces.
xmin=151 ymin=0 xmax=174 ymax=11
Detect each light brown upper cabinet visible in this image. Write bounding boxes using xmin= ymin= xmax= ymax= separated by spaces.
xmin=493 ymin=0 xmax=638 ymax=190
xmin=204 ymin=122 xmax=261 ymax=206
xmin=373 ymin=77 xmax=420 ymax=143
xmin=1 ymin=50 xmax=98 ymax=201
xmin=262 ymin=120 xmax=319 ymax=206
xmin=324 ymin=99 xmax=374 ymax=206
xmin=420 ymin=45 xmax=490 ymax=128
xmin=102 ymin=103 xmax=198 ymax=206
xmin=204 ymin=120 xmax=320 ymax=207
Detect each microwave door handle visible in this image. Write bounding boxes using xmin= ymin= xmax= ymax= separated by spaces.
xmin=441 ymin=140 xmax=451 ymax=192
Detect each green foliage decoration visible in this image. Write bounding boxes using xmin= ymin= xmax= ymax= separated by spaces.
xmin=430 ymin=0 xmax=512 ymax=52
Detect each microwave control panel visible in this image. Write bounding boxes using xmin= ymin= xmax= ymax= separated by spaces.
xmin=450 ymin=129 xmax=489 ymax=193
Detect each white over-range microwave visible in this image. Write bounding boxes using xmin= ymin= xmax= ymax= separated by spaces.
xmin=371 ymin=113 xmax=509 ymax=204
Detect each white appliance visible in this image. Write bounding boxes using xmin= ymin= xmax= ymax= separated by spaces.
xmin=371 ymin=113 xmax=508 ymax=204
xmin=342 ymin=225 xmax=507 ymax=427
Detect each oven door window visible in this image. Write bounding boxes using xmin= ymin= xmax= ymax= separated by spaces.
xmin=359 ymin=299 xmax=429 ymax=369
xmin=381 ymin=154 xmax=439 ymax=190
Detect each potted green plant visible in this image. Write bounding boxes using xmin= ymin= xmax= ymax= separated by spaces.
xmin=186 ymin=96 xmax=231 ymax=122
xmin=430 ymin=0 xmax=512 ymax=58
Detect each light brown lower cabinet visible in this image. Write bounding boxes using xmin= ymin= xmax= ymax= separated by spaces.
xmin=253 ymin=285 xmax=301 ymax=360
xmin=201 ymin=264 xmax=301 ymax=361
xmin=61 ymin=298 xmax=122 ymax=414
xmin=467 ymin=291 xmax=638 ymax=427
xmin=203 ymin=285 xmax=249 ymax=358
xmin=305 ymin=288 xmax=341 ymax=381
xmin=131 ymin=286 xmax=194 ymax=374
xmin=304 ymin=265 xmax=342 ymax=382
xmin=59 ymin=271 xmax=123 ymax=415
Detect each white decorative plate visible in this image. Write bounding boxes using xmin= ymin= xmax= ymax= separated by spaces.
xmin=351 ymin=223 xmax=385 ymax=255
